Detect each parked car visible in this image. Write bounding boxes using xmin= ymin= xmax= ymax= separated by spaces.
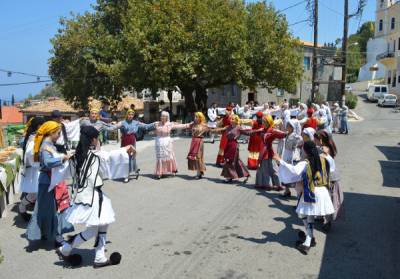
xmin=367 ymin=84 xmax=388 ymax=102
xmin=377 ymin=94 xmax=397 ymax=107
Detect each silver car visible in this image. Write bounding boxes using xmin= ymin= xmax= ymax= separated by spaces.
xmin=378 ymin=94 xmax=397 ymax=107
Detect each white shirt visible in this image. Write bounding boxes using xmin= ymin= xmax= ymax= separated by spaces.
xmin=207 ymin=108 xmax=217 ymax=122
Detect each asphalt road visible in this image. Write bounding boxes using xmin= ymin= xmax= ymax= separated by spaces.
xmin=0 ymin=93 xmax=399 ymax=279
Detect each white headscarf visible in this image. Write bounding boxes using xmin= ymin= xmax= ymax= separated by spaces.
xmin=287 ymin=119 xmax=301 ymax=136
xmin=303 ymin=127 xmax=316 ymax=141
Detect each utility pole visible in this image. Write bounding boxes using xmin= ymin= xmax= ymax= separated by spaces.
xmin=341 ymin=0 xmax=349 ymax=105
xmin=311 ymin=0 xmax=318 ymax=103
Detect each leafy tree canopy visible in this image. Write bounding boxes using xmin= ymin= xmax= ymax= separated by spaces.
xmin=49 ymin=0 xmax=303 ymax=111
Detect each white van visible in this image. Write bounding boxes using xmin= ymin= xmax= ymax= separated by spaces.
xmin=367 ymin=85 xmax=388 ymax=102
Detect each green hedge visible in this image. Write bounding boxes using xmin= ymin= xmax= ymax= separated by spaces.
xmin=346 ymin=91 xmax=358 ymax=109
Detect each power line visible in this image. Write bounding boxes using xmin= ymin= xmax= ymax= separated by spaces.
xmin=278 ymin=0 xmax=307 ymax=13
xmin=289 ymin=19 xmax=310 ymax=26
xmin=319 ymin=0 xmax=344 ymax=16
xmin=0 ymin=68 xmax=50 ymax=78
xmin=0 ymin=80 xmax=52 ymax=87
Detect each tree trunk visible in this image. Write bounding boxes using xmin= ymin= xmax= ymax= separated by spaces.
xmin=195 ymin=85 xmax=207 ymax=112
xmin=181 ymin=85 xmax=196 ymax=113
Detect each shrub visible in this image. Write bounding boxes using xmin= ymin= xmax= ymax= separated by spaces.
xmin=345 ymin=91 xmax=358 ymax=109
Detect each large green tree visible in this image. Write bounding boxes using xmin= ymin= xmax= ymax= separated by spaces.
xmin=49 ymin=0 xmax=303 ymax=111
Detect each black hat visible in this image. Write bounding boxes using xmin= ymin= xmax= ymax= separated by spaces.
xmin=51 ymin=110 xmax=62 ymax=118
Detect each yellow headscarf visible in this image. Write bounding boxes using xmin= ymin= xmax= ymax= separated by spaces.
xmin=194 ymin=112 xmax=206 ymax=124
xmin=263 ymin=114 xmax=274 ymax=129
xmin=33 ymin=121 xmax=61 ymax=162
xmin=126 ymin=109 xmax=135 ymax=118
xmin=231 ymin=114 xmax=241 ymax=125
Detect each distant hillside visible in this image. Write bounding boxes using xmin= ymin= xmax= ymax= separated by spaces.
xmin=29 ymin=84 xmax=62 ymax=100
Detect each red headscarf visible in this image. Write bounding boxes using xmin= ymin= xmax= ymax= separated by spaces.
xmin=307 ymin=108 xmax=314 ymax=117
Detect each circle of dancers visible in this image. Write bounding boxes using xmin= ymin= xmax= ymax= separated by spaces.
xmin=16 ymin=100 xmax=345 ymax=267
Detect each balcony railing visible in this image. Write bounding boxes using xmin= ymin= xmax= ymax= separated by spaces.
xmin=376 ymin=51 xmax=395 ymax=61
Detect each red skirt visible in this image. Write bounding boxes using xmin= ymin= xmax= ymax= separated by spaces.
xmin=216 ymin=132 xmax=228 ymax=164
xmin=187 ymin=137 xmax=203 ymax=160
xmin=224 ymin=139 xmax=238 ymax=162
xmin=121 ymin=133 xmax=136 ymax=147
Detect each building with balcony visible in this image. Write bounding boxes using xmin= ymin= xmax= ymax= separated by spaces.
xmin=375 ymin=0 xmax=400 ymax=96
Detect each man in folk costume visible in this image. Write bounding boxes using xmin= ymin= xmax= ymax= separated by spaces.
xmin=247 ymin=111 xmax=264 ymax=170
xmin=275 ymin=141 xmax=334 ymax=255
xmin=57 ymin=126 xmax=134 ymax=267
xmin=215 ymin=105 xmax=233 ymax=167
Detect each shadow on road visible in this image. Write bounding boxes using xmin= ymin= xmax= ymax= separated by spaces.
xmin=318 ymin=192 xmax=400 ymax=279
xmin=376 ymin=145 xmax=400 ymax=188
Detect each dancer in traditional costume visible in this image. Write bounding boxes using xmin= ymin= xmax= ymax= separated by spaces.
xmin=154 ymin=111 xmax=191 ymax=179
xmin=315 ymin=130 xmax=343 ymax=231
xmin=81 ymin=109 xmax=118 ymax=149
xmin=215 ymin=106 xmax=233 ymax=166
xmin=26 ymin=121 xmax=74 ymax=246
xmin=207 ymin=103 xmax=218 ymax=143
xmin=281 ymin=119 xmax=303 ymax=197
xmin=18 ymin=117 xmax=46 ymax=221
xmin=119 ymin=109 xmax=156 ymax=182
xmin=275 ymin=141 xmax=334 ymax=255
xmin=218 ymin=115 xmax=255 ymax=183
xmin=332 ymin=103 xmax=340 ymax=133
xmin=57 ymin=126 xmax=133 ymax=267
xmin=303 ymin=108 xmax=319 ymax=130
xmin=187 ymin=112 xmax=209 ymax=179
xmin=247 ymin=111 xmax=264 ymax=170
xmin=339 ymin=105 xmax=349 ymax=134
xmin=255 ymin=115 xmax=286 ymax=191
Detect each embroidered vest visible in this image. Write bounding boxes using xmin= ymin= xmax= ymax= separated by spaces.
xmin=302 ymin=156 xmax=329 ymax=203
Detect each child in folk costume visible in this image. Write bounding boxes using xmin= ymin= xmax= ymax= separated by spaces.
xmin=26 ymin=121 xmax=74 ymax=246
xmin=187 ymin=112 xmax=210 ymax=179
xmin=315 ymin=130 xmax=343 ymax=231
xmin=255 ymin=115 xmax=286 ymax=191
xmin=19 ymin=117 xmax=46 ymax=221
xmin=275 ymin=141 xmax=334 ymax=255
xmin=119 ymin=109 xmax=156 ymax=183
xmin=154 ymin=111 xmax=192 ymax=179
xmin=217 ymin=115 xmax=255 ymax=183
xmin=215 ymin=106 xmax=233 ymax=167
xmin=281 ymin=119 xmax=303 ymax=197
xmin=247 ymin=111 xmax=264 ymax=170
xmin=57 ymin=126 xmax=134 ymax=267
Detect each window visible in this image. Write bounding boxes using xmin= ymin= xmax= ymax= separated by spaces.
xmin=391 ymin=17 xmax=396 ymax=30
xmin=379 ymin=19 xmax=383 ymax=31
xmin=393 ymin=71 xmax=397 ymax=87
xmin=375 ymin=87 xmax=381 ymax=93
xmin=388 ymin=71 xmax=392 ymax=85
xmin=382 ymin=86 xmax=388 ymax=93
xmin=303 ymin=57 xmax=311 ymax=70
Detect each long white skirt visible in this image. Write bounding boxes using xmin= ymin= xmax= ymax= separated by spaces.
xmin=297 ymin=186 xmax=335 ymax=217
xmin=66 ymin=190 xmax=115 ymax=227
xmin=20 ymin=167 xmax=40 ymax=193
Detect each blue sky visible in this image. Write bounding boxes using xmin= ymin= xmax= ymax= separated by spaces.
xmin=0 ymin=0 xmax=375 ymax=102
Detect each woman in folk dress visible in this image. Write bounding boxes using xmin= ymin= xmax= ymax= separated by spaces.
xmin=217 ymin=115 xmax=256 ymax=183
xmin=187 ymin=112 xmax=210 ymax=179
xmin=18 ymin=116 xmax=45 ymax=221
xmin=247 ymin=111 xmax=264 ymax=170
xmin=154 ymin=111 xmax=192 ymax=179
xmin=27 ymin=121 xmax=74 ymax=246
xmin=119 ymin=109 xmax=156 ymax=182
xmin=255 ymin=115 xmax=286 ymax=191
